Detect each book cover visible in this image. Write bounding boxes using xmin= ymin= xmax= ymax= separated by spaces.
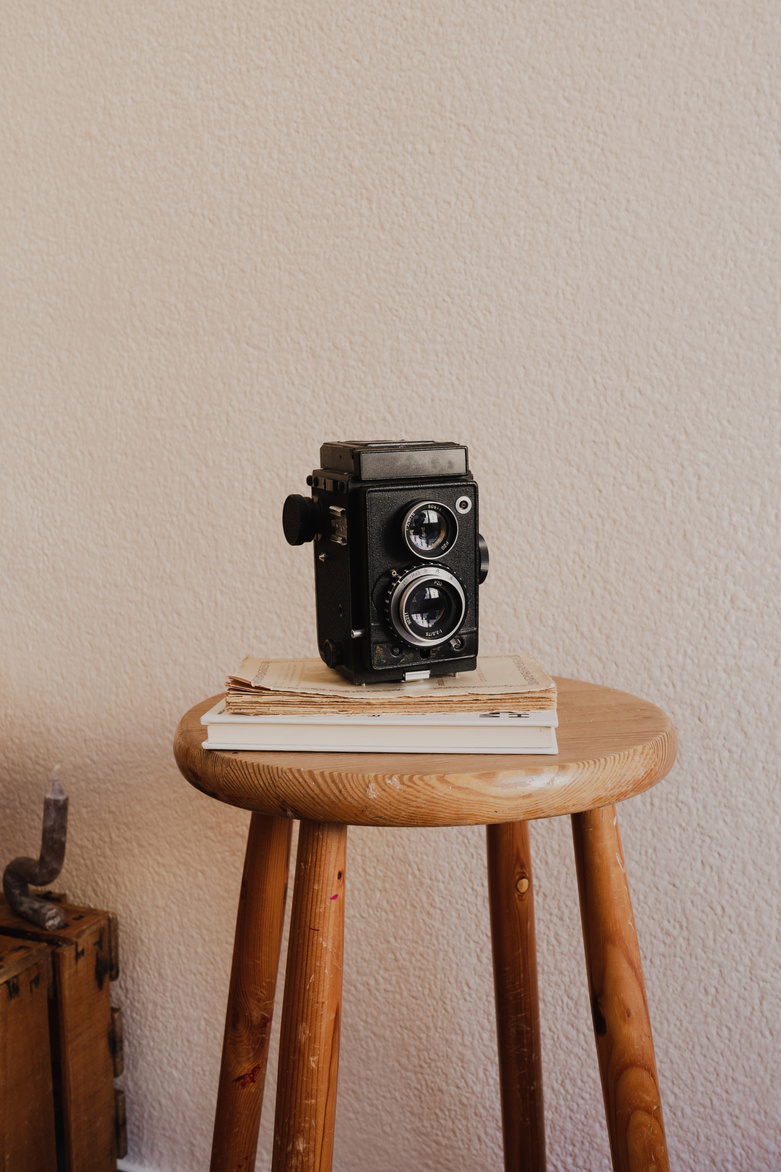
xmin=201 ymin=699 xmax=559 ymax=754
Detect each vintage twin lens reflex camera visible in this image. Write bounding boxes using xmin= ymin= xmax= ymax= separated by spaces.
xmin=283 ymin=440 xmax=489 ymax=685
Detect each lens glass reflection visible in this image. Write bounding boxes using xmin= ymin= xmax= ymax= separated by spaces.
xmin=407 ymin=583 xmax=448 ymax=629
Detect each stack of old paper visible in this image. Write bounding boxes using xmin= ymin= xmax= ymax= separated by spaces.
xmin=201 ymin=653 xmax=558 ymax=752
xmin=224 ymin=653 xmax=557 ymax=715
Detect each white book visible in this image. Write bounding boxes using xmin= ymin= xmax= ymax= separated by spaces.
xmin=201 ymin=701 xmax=558 ymax=754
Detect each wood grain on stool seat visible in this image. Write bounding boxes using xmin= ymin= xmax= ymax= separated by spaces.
xmin=174 ymin=677 xmax=677 ymax=826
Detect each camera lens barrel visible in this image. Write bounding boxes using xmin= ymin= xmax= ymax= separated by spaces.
xmin=386 ymin=565 xmax=466 ymax=648
xmin=402 ymin=501 xmax=458 ymax=559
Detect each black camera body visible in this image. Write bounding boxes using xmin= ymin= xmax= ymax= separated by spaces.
xmin=283 ymin=440 xmax=489 ymax=684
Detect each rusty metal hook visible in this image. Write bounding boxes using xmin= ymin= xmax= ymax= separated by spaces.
xmin=3 ymin=768 xmax=69 ymax=930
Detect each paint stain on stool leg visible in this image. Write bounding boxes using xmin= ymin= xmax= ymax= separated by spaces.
xmin=233 ymin=1063 xmax=261 ymax=1088
xmin=366 ymin=782 xmax=379 ymax=798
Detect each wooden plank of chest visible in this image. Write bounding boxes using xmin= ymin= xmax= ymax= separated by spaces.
xmin=0 ymin=937 xmax=57 ymax=1172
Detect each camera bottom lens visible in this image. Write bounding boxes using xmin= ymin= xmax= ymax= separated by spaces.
xmin=387 ymin=566 xmax=466 ymax=648
xmin=406 ymin=582 xmax=453 ymax=634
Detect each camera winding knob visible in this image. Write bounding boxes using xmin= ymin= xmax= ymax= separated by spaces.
xmin=283 ymin=494 xmax=321 ymax=545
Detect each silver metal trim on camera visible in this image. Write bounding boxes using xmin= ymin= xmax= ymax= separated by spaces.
xmin=455 ymin=495 xmax=472 ymax=514
xmin=388 ymin=565 xmax=466 ymax=648
xmin=401 ymin=500 xmax=458 ymax=559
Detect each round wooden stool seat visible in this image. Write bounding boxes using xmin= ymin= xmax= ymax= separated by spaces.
xmin=173 ymin=676 xmax=677 ymax=1172
xmin=174 ymin=677 xmax=676 ymax=826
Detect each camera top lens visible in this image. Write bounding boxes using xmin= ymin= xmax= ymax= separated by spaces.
xmin=408 ymin=508 xmax=446 ymax=552
xmin=402 ymin=501 xmax=458 ymax=559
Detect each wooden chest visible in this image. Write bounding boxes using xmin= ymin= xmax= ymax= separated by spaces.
xmin=0 ymin=898 xmax=125 ymax=1170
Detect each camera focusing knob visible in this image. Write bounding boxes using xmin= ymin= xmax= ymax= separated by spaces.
xmin=478 ymin=533 xmax=489 ymax=583
xmin=283 ymin=494 xmax=321 ymax=545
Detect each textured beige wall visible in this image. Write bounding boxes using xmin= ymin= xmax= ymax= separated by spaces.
xmin=1 ymin=2 xmax=779 ymax=1169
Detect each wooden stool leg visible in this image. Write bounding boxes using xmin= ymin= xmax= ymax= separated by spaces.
xmin=487 ymin=821 xmax=546 ymax=1172
xmin=210 ymin=813 xmax=293 ymax=1172
xmin=571 ymin=804 xmax=669 ymax=1172
xmin=272 ymin=820 xmax=346 ymax=1172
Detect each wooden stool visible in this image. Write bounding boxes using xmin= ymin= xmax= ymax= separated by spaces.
xmin=174 ymin=676 xmax=677 ymax=1172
